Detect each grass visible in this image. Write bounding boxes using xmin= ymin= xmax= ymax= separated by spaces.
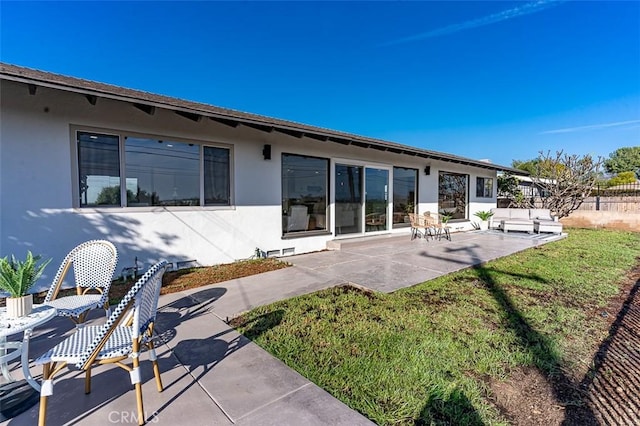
xmin=19 ymin=258 xmax=289 ymax=307
xmin=232 ymin=229 xmax=640 ymax=425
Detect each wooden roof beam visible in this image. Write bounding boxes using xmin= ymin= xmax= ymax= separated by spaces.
xmin=244 ymin=122 xmax=274 ymax=133
xmin=210 ymin=117 xmax=239 ymax=128
xmin=276 ymin=128 xmax=304 ymax=138
xmin=28 ymin=84 xmax=37 ymax=95
xmin=175 ymin=110 xmax=202 ymax=122
xmin=133 ymin=103 xmax=156 ymax=115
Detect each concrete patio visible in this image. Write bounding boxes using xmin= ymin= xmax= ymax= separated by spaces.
xmin=1 ymin=230 xmax=564 ymax=425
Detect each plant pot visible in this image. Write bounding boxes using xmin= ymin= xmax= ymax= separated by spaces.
xmin=6 ymin=294 xmax=33 ymax=318
xmin=479 ymin=221 xmax=489 ymax=231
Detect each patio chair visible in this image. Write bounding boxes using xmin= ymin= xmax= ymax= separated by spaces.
xmin=424 ymin=212 xmax=451 ymax=241
xmin=409 ymin=213 xmax=431 ymax=240
xmin=35 ymin=260 xmax=169 ymax=426
xmin=43 ymin=240 xmax=118 ymax=326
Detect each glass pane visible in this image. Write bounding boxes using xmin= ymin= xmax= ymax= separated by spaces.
xmin=282 ymin=154 xmax=328 ymax=234
xmin=78 ymin=132 xmax=121 ymax=207
xmin=393 ymin=167 xmax=417 ymax=227
xmin=204 ymin=146 xmax=230 ymax=205
xmin=484 ymin=178 xmax=493 ymax=197
xmin=476 ymin=178 xmax=485 ymax=198
xmin=438 ymin=172 xmax=468 ymax=220
xmin=335 ymin=164 xmax=362 ymax=235
xmin=365 ymin=168 xmax=388 ymax=232
xmin=125 ymin=137 xmax=199 ymax=206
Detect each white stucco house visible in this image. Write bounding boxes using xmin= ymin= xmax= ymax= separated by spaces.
xmin=0 ymin=63 xmax=523 ymax=288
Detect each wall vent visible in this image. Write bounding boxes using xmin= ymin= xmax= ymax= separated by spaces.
xmin=266 ymin=250 xmax=281 ymax=258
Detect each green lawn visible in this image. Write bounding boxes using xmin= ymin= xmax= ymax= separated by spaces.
xmin=232 ymin=229 xmax=640 ymax=425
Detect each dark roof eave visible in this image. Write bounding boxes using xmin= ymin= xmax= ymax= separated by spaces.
xmin=0 ymin=62 xmax=521 ymax=174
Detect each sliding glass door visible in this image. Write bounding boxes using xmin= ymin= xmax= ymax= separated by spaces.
xmin=364 ymin=168 xmax=389 ymax=233
xmin=335 ymin=164 xmax=390 ymax=235
xmin=335 ymin=164 xmax=363 ymax=235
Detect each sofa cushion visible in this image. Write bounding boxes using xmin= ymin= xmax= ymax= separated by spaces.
xmin=509 ymin=209 xmax=530 ymax=220
xmin=529 ymin=208 xmax=552 ymax=220
xmin=502 ymin=219 xmax=533 ymax=225
xmin=490 ymin=208 xmax=511 ymax=219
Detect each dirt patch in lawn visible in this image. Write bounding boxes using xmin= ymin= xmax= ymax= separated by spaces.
xmin=488 ymin=264 xmax=640 ymax=425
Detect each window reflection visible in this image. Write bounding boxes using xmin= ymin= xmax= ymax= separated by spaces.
xmin=78 ymin=132 xmax=121 ymax=207
xmin=439 ymin=172 xmax=468 ymax=220
xmin=393 ymin=167 xmax=417 ymax=228
xmin=282 ymin=154 xmax=328 ymax=234
xmin=125 ymin=137 xmax=200 ymax=206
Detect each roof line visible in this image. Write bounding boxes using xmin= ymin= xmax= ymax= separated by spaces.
xmin=0 ymin=62 xmax=525 ymax=174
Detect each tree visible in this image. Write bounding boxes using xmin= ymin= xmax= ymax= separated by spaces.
xmin=607 ymin=171 xmax=637 ymax=187
xmin=604 ymin=147 xmax=640 ymax=178
xmin=524 ymin=151 xmax=603 ymax=218
xmin=512 ymin=159 xmax=540 ymax=175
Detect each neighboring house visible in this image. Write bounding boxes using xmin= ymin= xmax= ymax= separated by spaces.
xmin=0 ymin=63 xmax=522 ymax=288
xmin=513 ymin=175 xmax=550 ymax=198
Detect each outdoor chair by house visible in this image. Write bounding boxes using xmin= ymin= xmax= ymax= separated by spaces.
xmin=424 ymin=212 xmax=451 ymax=241
xmin=44 ymin=240 xmax=118 ymax=326
xmin=35 ymin=261 xmax=169 ymax=426
xmin=286 ymin=205 xmax=310 ymax=232
xmin=409 ymin=213 xmax=431 ymax=240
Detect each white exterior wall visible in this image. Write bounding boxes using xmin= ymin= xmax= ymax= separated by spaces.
xmin=1 ymin=80 xmax=496 ymax=291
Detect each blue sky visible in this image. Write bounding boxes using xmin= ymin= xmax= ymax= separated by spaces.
xmin=1 ymin=1 xmax=638 ymax=168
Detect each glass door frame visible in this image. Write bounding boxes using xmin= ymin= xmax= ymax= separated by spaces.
xmin=331 ymin=158 xmax=393 ymax=237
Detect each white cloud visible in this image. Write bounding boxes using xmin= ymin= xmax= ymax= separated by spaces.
xmin=540 ymin=119 xmax=640 ymax=134
xmin=382 ymin=0 xmax=564 ymax=46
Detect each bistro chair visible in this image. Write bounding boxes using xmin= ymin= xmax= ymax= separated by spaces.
xmin=409 ymin=213 xmax=431 ymax=241
xmin=35 ymin=261 xmax=169 ymax=426
xmin=424 ymin=212 xmax=451 ymax=241
xmin=44 ymin=240 xmax=118 ymax=326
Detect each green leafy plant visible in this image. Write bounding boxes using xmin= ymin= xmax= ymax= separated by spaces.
xmin=0 ymin=251 xmax=51 ymax=298
xmin=440 ymin=213 xmax=453 ymax=224
xmin=404 ymin=202 xmax=415 ymax=214
xmin=473 ymin=210 xmax=494 ymax=221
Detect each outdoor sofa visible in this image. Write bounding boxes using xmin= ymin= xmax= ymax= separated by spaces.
xmin=489 ymin=208 xmax=563 ymax=234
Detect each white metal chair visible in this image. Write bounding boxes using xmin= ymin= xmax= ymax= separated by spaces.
xmin=35 ymin=260 xmax=169 ymax=426
xmin=44 ymin=240 xmax=118 ymax=326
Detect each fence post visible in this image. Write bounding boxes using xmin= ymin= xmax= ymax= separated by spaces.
xmin=595 ymin=183 xmax=600 ymax=211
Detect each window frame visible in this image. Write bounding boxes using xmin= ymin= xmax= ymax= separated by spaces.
xmin=71 ymin=126 xmax=234 ymax=210
xmin=392 ymin=166 xmax=418 ymax=229
xmin=438 ymin=171 xmax=469 ymax=221
xmin=281 ymin=152 xmax=330 ymax=238
xmin=476 ymin=177 xmax=494 ymax=198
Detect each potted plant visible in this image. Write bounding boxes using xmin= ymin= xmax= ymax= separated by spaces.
xmin=474 ymin=210 xmax=494 ymax=231
xmin=403 ymin=202 xmax=415 ymax=223
xmin=440 ymin=213 xmax=453 ymax=224
xmin=0 ymin=251 xmax=51 ymax=318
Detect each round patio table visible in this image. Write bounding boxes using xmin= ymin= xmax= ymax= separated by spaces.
xmin=1 ymin=304 xmax=57 ymax=420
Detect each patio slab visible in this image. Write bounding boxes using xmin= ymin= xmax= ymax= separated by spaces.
xmin=2 ymin=229 xmax=563 ymax=426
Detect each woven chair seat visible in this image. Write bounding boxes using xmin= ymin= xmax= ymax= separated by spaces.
xmin=44 ymin=295 xmax=103 ymax=318
xmin=36 ymin=326 xmax=136 ymax=364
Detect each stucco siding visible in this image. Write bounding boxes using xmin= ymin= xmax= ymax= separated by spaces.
xmin=1 ymin=79 xmax=497 ymax=292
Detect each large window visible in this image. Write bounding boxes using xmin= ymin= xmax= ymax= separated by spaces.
xmin=77 ymin=130 xmax=230 ymax=207
xmin=476 ymin=177 xmax=493 ymax=198
xmin=438 ymin=172 xmax=468 ymax=220
xmin=392 ymin=167 xmax=417 ymax=228
xmin=282 ymin=154 xmax=329 ymax=235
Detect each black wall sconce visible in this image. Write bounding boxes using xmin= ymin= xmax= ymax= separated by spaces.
xmin=262 ymin=144 xmax=271 ymax=160
xmin=424 ymin=165 xmax=431 ymax=175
